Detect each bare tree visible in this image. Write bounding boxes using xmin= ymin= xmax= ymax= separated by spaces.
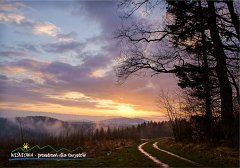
xmin=157 ymin=90 xmax=188 ymax=141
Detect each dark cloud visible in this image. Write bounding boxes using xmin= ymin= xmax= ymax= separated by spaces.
xmin=56 ymin=32 xmax=77 ymax=41
xmin=78 ymin=1 xmax=124 ymax=61
xmin=82 ymin=53 xmax=112 ymax=69
xmin=0 ymin=76 xmax=98 ymax=109
xmin=44 ymin=62 xmax=77 ymax=75
xmin=43 ymin=61 xmax=84 ymax=82
xmin=0 ymin=43 xmax=40 ymax=58
xmin=0 ymin=75 xmax=8 ymax=80
xmin=18 ymin=43 xmax=40 ymax=53
xmin=42 ymin=41 xmax=84 ymax=53
xmin=21 ymin=79 xmax=35 ymax=84
xmin=0 ymin=50 xmax=27 ymax=57
xmin=14 ymin=59 xmax=45 ymax=71
xmin=80 ymin=1 xmax=121 ymax=35
xmin=0 ymin=76 xmax=40 ymax=103
xmin=73 ymin=1 xmax=122 ymax=50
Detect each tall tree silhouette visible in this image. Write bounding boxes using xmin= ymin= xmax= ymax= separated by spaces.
xmin=115 ymin=0 xmax=239 ymax=140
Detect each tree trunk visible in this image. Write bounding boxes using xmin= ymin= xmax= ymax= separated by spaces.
xmin=207 ymin=1 xmax=234 ymax=138
xmin=199 ymin=1 xmax=212 ymax=138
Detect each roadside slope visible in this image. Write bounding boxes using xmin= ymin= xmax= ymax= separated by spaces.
xmin=156 ymin=138 xmax=239 ymax=167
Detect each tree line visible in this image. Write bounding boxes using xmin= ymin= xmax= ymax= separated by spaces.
xmin=1 ymin=120 xmax=172 ymax=161
xmin=1 ymin=121 xmax=172 ymax=162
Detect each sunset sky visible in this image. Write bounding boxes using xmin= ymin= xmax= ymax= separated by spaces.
xmin=0 ymin=0 xmax=177 ymax=121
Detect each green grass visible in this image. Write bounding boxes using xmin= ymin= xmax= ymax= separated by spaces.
xmin=156 ymin=137 xmax=239 ymax=167
xmin=3 ymin=144 xmax=158 ymax=167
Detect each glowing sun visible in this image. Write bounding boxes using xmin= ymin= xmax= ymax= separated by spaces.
xmin=22 ymin=143 xmax=30 ymax=150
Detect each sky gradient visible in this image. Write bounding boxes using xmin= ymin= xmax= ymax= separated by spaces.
xmin=0 ymin=0 xmax=178 ymax=121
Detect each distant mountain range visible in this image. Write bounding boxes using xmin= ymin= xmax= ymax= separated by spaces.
xmin=0 ymin=116 xmax=146 ymax=138
xmin=99 ymin=117 xmax=145 ymax=126
xmin=0 ymin=116 xmax=95 ymax=139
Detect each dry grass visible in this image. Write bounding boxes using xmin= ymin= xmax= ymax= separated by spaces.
xmin=157 ymin=137 xmax=239 ymax=167
xmin=83 ymin=139 xmax=136 ymax=157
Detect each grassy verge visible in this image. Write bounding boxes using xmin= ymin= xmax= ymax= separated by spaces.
xmin=143 ymin=141 xmax=196 ymax=167
xmin=2 ymin=143 xmax=158 ymax=167
xmin=156 ymin=137 xmax=239 ymax=167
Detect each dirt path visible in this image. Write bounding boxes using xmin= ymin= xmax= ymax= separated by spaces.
xmin=153 ymin=142 xmax=202 ymax=167
xmin=138 ymin=142 xmax=169 ymax=168
xmin=138 ymin=141 xmax=203 ymax=167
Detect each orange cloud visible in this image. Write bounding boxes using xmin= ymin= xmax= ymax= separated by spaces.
xmin=0 ymin=66 xmax=25 ymax=73
xmin=90 ymin=69 xmax=106 ymax=78
xmin=0 ymin=13 xmax=25 ymax=24
xmin=33 ymin=22 xmax=59 ymax=37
